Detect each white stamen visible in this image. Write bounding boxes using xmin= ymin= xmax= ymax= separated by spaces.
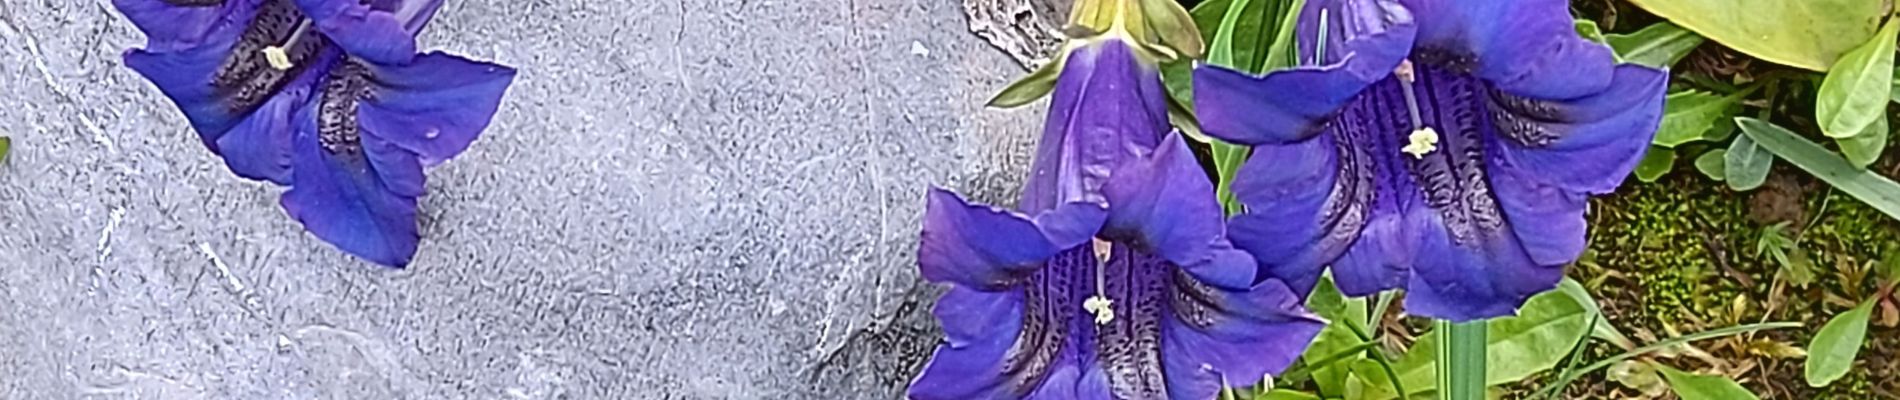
xmin=262 ymin=19 xmax=313 ymax=71
xmin=1084 ymin=295 xmax=1116 ymax=325
xmin=263 ymin=47 xmax=291 ymax=70
xmin=1087 ymin=238 xmax=1115 ymax=325
xmin=1403 ymin=127 xmax=1440 ymax=158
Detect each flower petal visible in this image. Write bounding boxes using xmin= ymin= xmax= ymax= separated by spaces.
xmin=1096 ymin=248 xmax=1322 ymax=399
xmin=1102 ymin=133 xmax=1254 ymax=288
xmin=279 ymin=63 xmax=423 ymax=268
xmin=211 ymin=80 xmax=305 ymax=184
xmin=294 ymin=0 xmax=441 ymax=64
xmin=1226 ymin=137 xmax=1341 ymax=294
xmin=918 ymin=189 xmax=1105 ymax=290
xmin=1161 ymin=277 xmax=1323 ymax=399
xmin=113 ymin=0 xmax=239 ymax=51
xmin=1196 ymin=0 xmax=1415 ymax=145
xmin=1397 ymin=0 xmax=1614 ymax=99
xmin=908 ymin=287 xmax=1030 ymax=400
xmin=1489 ymin=163 xmax=1588 ymax=267
xmin=911 ymin=248 xmax=1095 ymax=400
xmin=121 ymin=0 xmax=332 ymax=155
xmin=1022 ymin=39 xmax=1168 ymax=214
xmin=355 ymin=52 xmax=516 ymax=165
xmin=1403 ymin=212 xmax=1564 ymax=321
xmin=1488 ymin=64 xmax=1670 ymax=194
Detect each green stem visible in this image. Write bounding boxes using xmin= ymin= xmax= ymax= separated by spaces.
xmin=1340 ymin=303 xmax=1407 ymax=399
xmin=1530 ymin=322 xmax=1801 ymax=400
xmin=1436 ymin=320 xmax=1487 ymax=400
xmin=1212 ymin=144 xmax=1251 ymax=215
xmin=1278 ymin=340 xmax=1381 ymax=383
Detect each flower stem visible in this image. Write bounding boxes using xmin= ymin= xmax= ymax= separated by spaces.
xmin=1436 ymin=320 xmax=1486 ymax=400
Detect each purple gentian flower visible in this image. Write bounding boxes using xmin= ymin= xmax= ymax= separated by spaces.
xmin=117 ymin=0 xmax=515 ymax=267
xmin=910 ymin=38 xmax=1323 ymax=400
xmin=1192 ymin=0 xmax=1667 ymax=321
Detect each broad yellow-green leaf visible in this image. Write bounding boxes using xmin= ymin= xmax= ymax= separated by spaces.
xmin=1605 ymin=22 xmax=1704 ymax=68
xmin=1818 ymin=19 xmax=1900 ymax=139
xmin=0 ymin=136 xmax=10 ymax=164
xmin=1838 ymin=113 xmax=1889 ymax=169
xmin=1634 ymin=146 xmax=1676 ymax=182
xmin=1626 ymin=0 xmax=1882 ymax=71
xmin=1654 ymin=90 xmax=1744 ymax=148
xmin=1724 ymin=134 xmax=1773 ymax=191
xmin=1655 ymin=364 xmax=1761 ymax=400
xmin=1739 ymin=117 xmax=1900 ymax=220
xmin=1805 ymin=300 xmax=1874 ymax=387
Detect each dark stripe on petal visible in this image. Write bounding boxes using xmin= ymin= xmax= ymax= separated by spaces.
xmin=213 ymin=0 xmax=328 ymax=115
xmin=1097 ymin=246 xmax=1167 ymax=399
xmin=1414 ymin=65 xmax=1504 ymax=247
xmin=318 ymin=59 xmax=370 ymax=155
xmin=1098 ymin=246 xmax=1327 ymax=400
xmin=1000 ymin=247 xmax=1091 ymax=397
xmin=1343 ymin=64 xmax=1504 ymax=248
xmin=160 ymin=0 xmax=224 ymax=6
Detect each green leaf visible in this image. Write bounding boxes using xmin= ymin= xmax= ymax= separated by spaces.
xmin=1738 ymin=117 xmax=1900 ymax=220
xmin=1818 ymin=18 xmax=1900 ymax=139
xmin=1207 ymin=0 xmax=1301 ymax=74
xmin=1655 ymin=364 xmax=1761 ymax=400
xmin=987 ymin=54 xmax=1068 ymax=108
xmin=1695 ymin=149 xmax=1728 ymax=181
xmin=1260 ymin=389 xmax=1321 ymax=400
xmin=1880 ymin=247 xmax=1900 ymax=280
xmin=1364 ymin=288 xmax=1591 ymax=399
xmin=1838 ymin=112 xmax=1889 ymax=169
xmin=1805 ymin=300 xmax=1875 ymax=387
xmin=1555 ymin=278 xmax=1633 ymax=350
xmin=0 ymin=136 xmax=10 ymax=164
xmin=1724 ymin=134 xmax=1774 ymax=191
xmin=1891 ymin=65 xmax=1900 ymax=104
xmin=1625 ymin=0 xmax=1883 ymax=71
xmin=1191 ymin=0 xmax=1233 ymax=45
xmin=1654 ymin=90 xmax=1745 ymax=148
xmin=1605 ymin=22 xmax=1705 ymax=68
xmin=1634 ymin=146 xmax=1676 ymax=182
xmin=1301 ymin=276 xmax=1367 ymax=396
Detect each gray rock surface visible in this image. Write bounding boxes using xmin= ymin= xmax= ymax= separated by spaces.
xmin=0 ymin=0 xmax=1047 ymax=398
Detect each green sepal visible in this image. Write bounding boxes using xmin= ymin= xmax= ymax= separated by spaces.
xmin=1137 ymin=0 xmax=1205 ymax=60
xmin=987 ymin=50 xmax=1072 ymax=108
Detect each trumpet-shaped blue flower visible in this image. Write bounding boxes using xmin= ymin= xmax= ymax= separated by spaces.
xmin=117 ymin=0 xmax=514 ymax=267
xmin=910 ymin=37 xmax=1323 ymax=400
xmin=1193 ymin=0 xmax=1667 ymax=321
